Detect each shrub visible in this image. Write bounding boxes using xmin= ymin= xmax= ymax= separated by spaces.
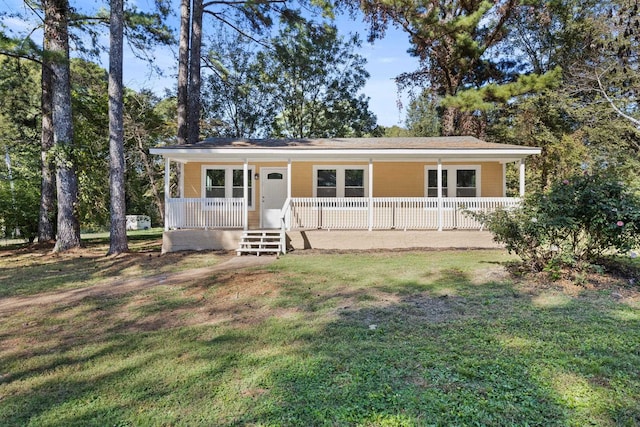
xmin=473 ymin=172 xmax=640 ymax=272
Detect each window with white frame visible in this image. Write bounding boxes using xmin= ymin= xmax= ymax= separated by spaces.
xmin=427 ymin=169 xmax=448 ymax=197
xmin=314 ymin=166 xmax=367 ymax=197
xmin=425 ymin=166 xmax=480 ymax=197
xmin=203 ymin=166 xmax=254 ymax=208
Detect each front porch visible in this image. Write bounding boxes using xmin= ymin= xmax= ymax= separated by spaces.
xmin=165 ymin=196 xmax=520 ymax=232
xmin=150 ymin=137 xmax=541 ymax=253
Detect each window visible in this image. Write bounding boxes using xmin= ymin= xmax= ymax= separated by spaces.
xmin=317 ymin=169 xmax=337 ymax=197
xmin=427 ymin=170 xmax=448 ymax=197
xmin=345 ymin=169 xmax=365 ymax=197
xmin=202 ymin=166 xmax=254 ymax=208
xmin=456 ymin=169 xmax=476 ymax=197
xmin=205 ymin=169 xmax=226 ymax=198
xmin=314 ymin=166 xmax=367 ymax=198
xmin=425 ymin=166 xmax=480 ymax=197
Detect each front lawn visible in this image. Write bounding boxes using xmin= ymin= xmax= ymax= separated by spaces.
xmin=1 ymin=247 xmax=638 ymax=426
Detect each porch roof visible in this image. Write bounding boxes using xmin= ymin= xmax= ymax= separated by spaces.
xmin=150 ymin=136 xmax=541 ymax=163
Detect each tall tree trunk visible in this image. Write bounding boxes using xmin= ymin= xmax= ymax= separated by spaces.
xmin=187 ymin=0 xmax=203 ymax=144
xmin=45 ymin=0 xmax=81 ymax=252
xmin=441 ymin=106 xmax=457 ymax=136
xmin=177 ymin=0 xmax=191 ymax=145
xmin=38 ymin=50 xmax=56 ymax=242
xmin=108 ymin=0 xmax=128 ymax=255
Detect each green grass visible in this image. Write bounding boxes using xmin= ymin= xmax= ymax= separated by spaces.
xmin=0 ymin=229 xmax=228 ymax=298
xmin=1 ymin=247 xmax=639 ymax=426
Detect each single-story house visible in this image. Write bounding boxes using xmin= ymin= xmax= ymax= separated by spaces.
xmin=149 ymin=136 xmax=541 ymax=254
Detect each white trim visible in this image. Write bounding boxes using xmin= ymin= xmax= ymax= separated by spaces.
xmin=312 ymin=165 xmax=369 ymax=198
xmin=201 ymin=165 xmax=256 ymax=210
xmin=519 ymin=159 xmax=526 ymax=196
xmin=243 ymin=160 xmax=249 ymax=231
xmin=164 ymin=158 xmax=170 ymax=231
xmin=287 ymin=159 xmax=292 ymax=200
xmin=368 ymin=159 xmax=374 ymax=231
xmin=425 ymin=165 xmax=482 ymax=198
xmin=151 ymin=147 xmax=542 ymax=159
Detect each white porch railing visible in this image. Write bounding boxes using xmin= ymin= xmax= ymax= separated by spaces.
xmin=165 ymin=197 xmax=519 ymax=231
xmin=166 ymin=197 xmax=244 ymax=229
xmin=287 ymin=197 xmax=520 ymax=231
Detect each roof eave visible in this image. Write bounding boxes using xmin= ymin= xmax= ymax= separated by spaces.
xmin=149 ymin=147 xmax=542 ymax=161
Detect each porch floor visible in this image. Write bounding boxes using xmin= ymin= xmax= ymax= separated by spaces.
xmin=162 ymin=229 xmax=503 ymax=253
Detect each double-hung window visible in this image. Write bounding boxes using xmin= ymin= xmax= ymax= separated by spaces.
xmin=455 ymin=169 xmax=477 ymax=197
xmin=314 ymin=166 xmax=367 ymax=198
xmin=203 ymin=166 xmax=254 ymax=208
xmin=425 ymin=166 xmax=479 ymax=197
xmin=427 ymin=170 xmax=448 ymax=197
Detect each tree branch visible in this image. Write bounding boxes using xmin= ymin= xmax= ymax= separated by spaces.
xmin=203 ymin=10 xmax=270 ymax=48
xmin=0 ymin=50 xmax=43 ymax=65
xmin=595 ymin=70 xmax=640 ymax=127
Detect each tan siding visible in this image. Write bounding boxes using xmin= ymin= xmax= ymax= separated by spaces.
xmin=373 ymin=163 xmax=425 ymax=197
xmin=291 ymin=162 xmax=313 ymax=197
xmin=182 ymin=160 xmax=505 ymax=229
xmin=480 ymin=162 xmax=503 ymax=197
xmin=183 ymin=163 xmax=201 ymax=197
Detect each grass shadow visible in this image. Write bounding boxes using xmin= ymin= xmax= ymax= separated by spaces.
xmin=1 ymin=249 xmax=638 ymax=425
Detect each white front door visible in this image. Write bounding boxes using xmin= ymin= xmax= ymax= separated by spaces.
xmin=261 ymin=167 xmax=288 ymax=228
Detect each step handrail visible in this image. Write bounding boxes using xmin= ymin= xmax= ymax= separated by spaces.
xmin=279 ymin=197 xmax=292 ymax=254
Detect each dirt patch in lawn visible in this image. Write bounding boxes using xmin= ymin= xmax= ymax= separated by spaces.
xmin=0 ymin=251 xmax=277 ymax=315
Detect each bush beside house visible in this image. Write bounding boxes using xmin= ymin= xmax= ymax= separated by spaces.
xmin=474 ymin=172 xmax=640 ymax=273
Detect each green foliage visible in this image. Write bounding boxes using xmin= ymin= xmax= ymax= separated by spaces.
xmin=0 ymin=176 xmax=39 ymax=241
xmin=0 ymin=58 xmax=40 ymax=241
xmin=488 ymin=90 xmax=588 ymax=192
xmin=258 ymin=22 xmax=377 ymax=138
xmin=69 ymin=59 xmax=110 ymax=230
xmin=443 ymin=67 xmax=563 ymax=112
xmin=202 ymin=28 xmax=274 ymax=138
xmin=382 ymin=125 xmax=411 ymax=137
xmin=475 ymin=171 xmax=640 ymax=271
xmin=123 ymin=89 xmax=174 ymax=226
xmin=404 ymin=91 xmax=440 ymax=136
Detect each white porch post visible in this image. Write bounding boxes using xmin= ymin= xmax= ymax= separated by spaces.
xmin=502 ymin=162 xmax=507 ymax=197
xmin=287 ymin=159 xmax=292 ymax=199
xmin=519 ymin=159 xmax=526 ymax=197
xmin=437 ymin=158 xmax=443 ymax=231
xmin=164 ymin=157 xmax=170 ymax=231
xmin=243 ymin=159 xmax=249 ymax=231
xmin=368 ymin=159 xmax=373 ymax=231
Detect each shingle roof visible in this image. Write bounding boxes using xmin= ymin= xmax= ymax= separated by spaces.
xmin=174 ymin=136 xmax=535 ymax=151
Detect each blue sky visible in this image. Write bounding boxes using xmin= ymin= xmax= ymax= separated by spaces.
xmin=2 ymin=0 xmax=420 ymax=127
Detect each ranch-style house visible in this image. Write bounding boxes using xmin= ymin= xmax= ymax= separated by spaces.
xmin=149 ymin=136 xmax=541 ymax=254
